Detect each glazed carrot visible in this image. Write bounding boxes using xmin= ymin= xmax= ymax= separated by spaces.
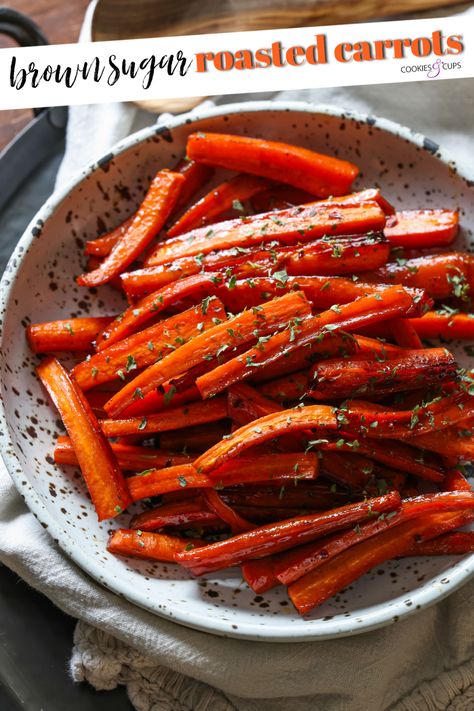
xmin=186 ymin=132 xmax=359 ymax=197
xmin=276 ymin=492 xmax=474 ymax=586
xmin=384 ymin=209 xmax=459 ymax=248
xmin=53 ymin=436 xmax=189 ymax=470
xmin=442 ymin=467 xmax=472 ymax=492
xmin=104 ymin=290 xmax=311 ymax=417
xmin=242 ymin=558 xmax=279 ymax=593
xmin=175 ymin=492 xmax=400 ymax=575
xmin=409 ymin=421 xmax=474 ymax=461
xmin=71 ymin=298 xmax=226 ymax=390
xmin=100 ymin=397 xmax=227 ymax=438
xmin=36 ymin=358 xmax=131 ymax=520
xmin=26 ymin=316 xmax=114 ymax=353
xmin=107 ymin=529 xmax=202 ymax=562
xmin=407 ymin=311 xmax=474 ymax=340
xmin=202 ymin=489 xmax=253 ymax=533
xmin=96 ymin=273 xmax=219 ymax=350
xmin=127 ymin=454 xmax=318 ymax=500
xmin=363 ymin=253 xmax=472 ymax=301
xmin=78 ymin=170 xmax=185 ymax=287
xmin=222 ymin=484 xmax=349 ymax=509
xmin=158 ymin=422 xmax=230 ymax=453
xmin=173 ymin=157 xmax=214 ymax=210
xmin=196 ymin=286 xmax=418 ymax=399
xmin=403 ymin=531 xmax=474 ymax=556
xmin=84 ymin=216 xmax=134 ymax=257
xmin=130 ymin=498 xmax=219 ymax=531
xmin=310 ymin=348 xmax=456 ymax=400
xmin=250 ymin=187 xmax=394 ymax=215
xmin=120 ymin=386 xmax=200 ymax=419
xmin=288 ymin=507 xmax=471 ymax=614
xmin=343 ymin=390 xmax=474 ymax=440
xmin=317 ymin=437 xmax=444 ymax=484
xmin=145 ymin=202 xmax=386 ymax=266
xmin=283 ymin=234 xmax=390 ymax=276
xmin=194 ymin=405 xmax=338 ymax=474
xmin=167 ymin=174 xmax=271 ymax=236
xmin=320 ymin=451 xmax=375 ymax=491
xmin=389 ymin=318 xmax=423 ymax=348
xmin=260 ymin=372 xmax=309 ymax=403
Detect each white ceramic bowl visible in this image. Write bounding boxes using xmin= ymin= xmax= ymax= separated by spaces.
xmin=1 ymin=101 xmax=474 ymax=642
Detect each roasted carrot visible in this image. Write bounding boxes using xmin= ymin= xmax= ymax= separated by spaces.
xmin=36 ymin=358 xmax=131 ymax=520
xmin=26 ymin=316 xmax=114 ymax=353
xmin=173 ymin=157 xmax=214 ymax=210
xmin=384 ymin=209 xmax=459 ymax=248
xmin=96 ymin=273 xmax=220 ymax=350
xmin=260 ymin=372 xmax=309 ymax=403
xmin=78 ymin=170 xmax=184 ymax=287
xmin=409 ymin=421 xmax=474 ymax=461
xmin=196 ymin=286 xmax=419 ymax=399
xmin=104 ymin=290 xmax=311 ymax=416
xmin=242 ymin=558 xmax=280 ymax=593
xmin=402 ymin=531 xmax=474 ymax=556
xmin=107 ymin=529 xmax=202 ymax=562
xmin=202 ymin=489 xmax=253 ymax=533
xmin=158 ymin=422 xmax=230 ymax=453
xmin=309 ymin=348 xmax=456 ymax=399
xmin=186 ymin=133 xmax=359 ymax=197
xmin=145 ymin=202 xmax=386 ymax=266
xmin=320 ymin=451 xmax=375 ymax=491
xmin=276 ymin=492 xmax=474 ymax=587
xmin=71 ymin=298 xmax=225 ymax=390
xmin=288 ymin=507 xmax=471 ymax=614
xmin=53 ymin=436 xmax=189 ymax=471
xmin=363 ymin=253 xmax=472 ymax=301
xmin=130 ymin=498 xmax=219 ymax=531
xmin=389 ymin=318 xmax=423 ymax=348
xmin=222 ymin=484 xmax=349 ymax=510
xmin=120 ymin=386 xmax=200 ymax=419
xmin=407 ymin=311 xmax=474 ymax=340
xmin=175 ymin=492 xmax=400 ymax=575
xmin=251 ymin=187 xmax=394 ymax=215
xmin=100 ymin=397 xmax=227 ymax=438
xmin=167 ymin=173 xmax=271 ymax=236
xmin=84 ymin=216 xmax=134 ymax=257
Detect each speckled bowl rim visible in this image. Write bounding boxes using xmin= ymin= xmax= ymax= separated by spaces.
xmin=1 ymin=100 xmax=474 ymax=642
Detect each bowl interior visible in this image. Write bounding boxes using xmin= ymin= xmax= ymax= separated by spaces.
xmin=1 ymin=102 xmax=474 ymax=641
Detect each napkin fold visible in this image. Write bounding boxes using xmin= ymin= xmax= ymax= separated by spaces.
xmin=2 ymin=3 xmax=474 ymax=710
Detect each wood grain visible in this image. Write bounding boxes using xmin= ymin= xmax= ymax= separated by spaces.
xmin=0 ymin=0 xmax=89 ymax=151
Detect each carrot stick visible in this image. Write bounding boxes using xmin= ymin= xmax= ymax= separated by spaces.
xmin=26 ymin=317 xmax=114 ymax=353
xmin=173 ymin=158 xmax=214 ymax=210
xmin=251 ymin=187 xmax=394 ymax=215
xmin=53 ymin=436 xmax=189 ymax=471
xmin=288 ymin=507 xmax=471 ymax=614
xmin=196 ymin=286 xmax=418 ymax=399
xmin=402 ymin=531 xmax=474 ymax=556
xmin=309 ymin=348 xmax=456 ymax=400
xmin=242 ymin=558 xmax=280 ymax=593
xmin=130 ymin=498 xmax=219 ymax=531
xmin=407 ymin=311 xmax=474 ymax=340
xmin=316 ymin=437 xmax=444 ymax=484
xmin=104 ymin=290 xmax=311 ymax=417
xmin=389 ymin=319 xmax=423 ymax=348
xmin=443 ymin=467 xmax=472 ymax=492
xmin=77 ymin=170 xmax=185 ymax=287
xmin=186 ymin=132 xmax=359 ymax=197
xmin=84 ymin=217 xmax=134 ymax=257
xmin=96 ymin=273 xmax=220 ymax=350
xmin=128 ymin=453 xmax=318 ymax=501
xmin=260 ymin=372 xmax=309 ymax=403
xmin=36 ymin=358 xmax=131 ymax=520
xmin=107 ymin=529 xmax=202 ymax=562
xmin=202 ymin=489 xmax=254 ymax=533
xmin=120 ymin=386 xmax=200 ymax=419
xmin=167 ymin=173 xmax=271 ymax=236
xmin=409 ymin=421 xmax=474 ymax=461
xmin=145 ymin=202 xmax=385 ymax=266
xmin=175 ymin=492 xmax=400 ymax=575
xmin=194 ymin=405 xmax=338 ymax=474
xmin=158 ymin=422 xmax=230 ymax=453
xmin=320 ymin=451 xmax=375 ymax=491
xmin=71 ymin=297 xmax=225 ymax=390
xmin=363 ymin=253 xmax=472 ymax=301
xmin=384 ymin=209 xmax=459 ymax=248
xmin=277 ymin=491 xmax=474 ymax=587
xmin=100 ymin=397 xmax=228 ymax=438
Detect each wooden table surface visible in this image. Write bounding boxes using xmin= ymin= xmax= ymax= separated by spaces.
xmin=0 ymin=0 xmax=89 ymax=151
